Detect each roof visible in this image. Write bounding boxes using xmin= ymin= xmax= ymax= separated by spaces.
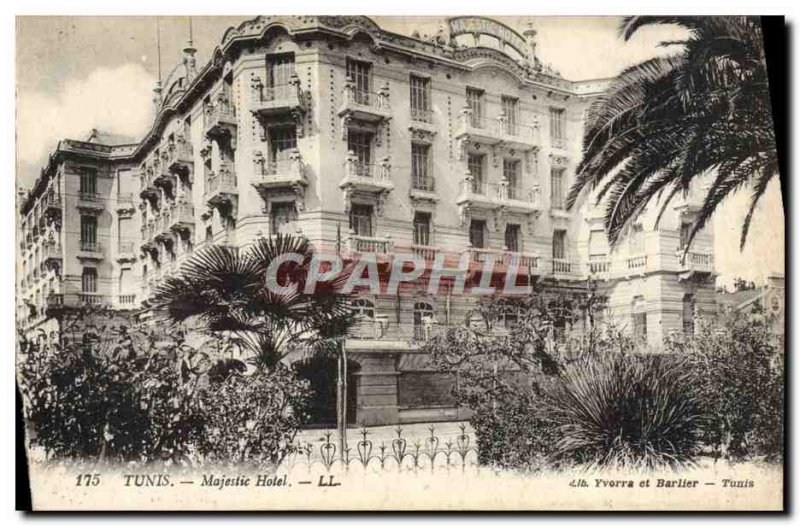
xmin=85 ymin=129 xmax=138 ymax=146
xmin=716 ymin=288 xmax=766 ymax=311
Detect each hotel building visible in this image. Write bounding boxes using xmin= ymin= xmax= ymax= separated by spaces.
xmin=17 ymin=16 xmax=716 ymax=425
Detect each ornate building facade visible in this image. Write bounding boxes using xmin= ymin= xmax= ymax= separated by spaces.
xmin=17 ymin=16 xmax=716 ymax=425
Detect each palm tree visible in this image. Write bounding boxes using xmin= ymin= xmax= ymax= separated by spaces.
xmin=150 ymin=234 xmax=356 ymax=370
xmin=566 ymin=17 xmax=778 ymax=250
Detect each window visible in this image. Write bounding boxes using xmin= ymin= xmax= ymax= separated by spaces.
xmin=466 ymin=88 xmax=484 ymax=127
xmin=267 ymin=53 xmax=295 ymax=88
xmin=632 ymin=296 xmax=647 ymax=342
xmin=349 ymin=204 xmax=373 ymax=237
xmin=679 ymin=222 xmax=692 ymax=251
xmin=410 ymin=75 xmax=431 ymax=123
xmin=411 ymin=143 xmax=432 ymax=190
xmin=81 ymin=267 xmax=97 ymax=294
xmin=552 ymin=229 xmax=566 ymax=260
xmin=503 ymin=159 xmax=520 ymax=198
xmin=505 ymin=224 xmax=521 ymax=252
xmin=413 ymin=301 xmax=435 ymax=340
xmin=413 ymin=212 xmax=431 ymax=246
xmin=269 ymin=127 xmax=297 ymax=164
xmin=468 ymin=153 xmax=484 ymax=193
xmin=683 ymin=294 xmax=695 ymax=338
xmin=80 ymin=216 xmax=97 ymax=249
xmin=80 ymin=168 xmax=97 ymax=197
xmin=347 ymin=131 xmax=373 ymax=176
xmin=502 ymin=96 xmax=519 ymax=134
xmin=271 ymin=202 xmax=298 ymax=233
xmin=346 ymin=59 xmax=372 ymax=104
xmin=551 ymin=168 xmax=565 ymax=209
xmin=630 ymin=224 xmax=645 ymax=254
xmin=549 ymin=107 xmax=566 ymax=148
xmin=352 ymin=297 xmax=375 ymax=318
xmin=469 ymin=219 xmax=486 ymax=248
xmin=205 ymin=225 xmax=213 ymax=243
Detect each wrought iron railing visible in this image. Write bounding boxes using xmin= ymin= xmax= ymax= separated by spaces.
xmin=284 ymin=425 xmax=478 ymax=472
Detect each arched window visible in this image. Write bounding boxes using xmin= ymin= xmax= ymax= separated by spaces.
xmin=683 ymin=294 xmax=695 ymax=338
xmin=413 ymin=301 xmax=435 ymax=340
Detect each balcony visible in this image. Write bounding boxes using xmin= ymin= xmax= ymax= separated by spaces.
xmin=118 ymin=294 xmax=137 ymax=309
xmin=205 ymin=163 xmax=238 ymax=207
xmin=139 ymin=163 xmax=159 ymax=202
xmin=344 ymin=234 xmax=394 ymax=257
xmin=46 ymin=293 xmax=108 ymax=314
xmin=338 ymin=83 xmax=391 ymax=124
xmin=153 ymin=162 xmax=177 ymax=193
xmin=498 ymin=119 xmax=540 ymax=151
xmin=496 ymin=182 xmax=541 ymax=214
xmin=678 ymin=251 xmax=714 ymax=281
xmin=465 ymin=247 xmax=542 ymax=276
xmin=166 ymin=201 xmax=195 ymax=235
xmin=625 ymin=255 xmax=648 ymax=275
xmin=76 ymin=192 xmax=104 ymax=212
xmin=42 ymin=242 xmax=62 ymax=267
xmin=409 ymin=176 xmax=437 ymax=201
xmin=43 ymin=192 xmax=62 ymax=218
xmin=116 ymin=242 xmax=137 ymax=263
xmin=455 ymin=177 xmax=498 ymax=211
xmin=204 ymin=99 xmax=237 ymax=141
xmin=339 ymin=155 xmax=393 ymax=194
xmin=552 ymin=258 xmax=575 ymax=277
xmin=251 ymin=77 xmax=306 ymax=119
xmin=253 ymin=150 xmax=307 ymax=191
xmin=587 ymin=256 xmax=612 ymax=279
xmin=167 ymin=137 xmax=194 ymax=178
xmin=77 ymin=241 xmax=104 ymax=260
xmin=116 ymin=193 xmax=136 ymax=215
xmin=456 ymin=107 xmax=539 ymax=151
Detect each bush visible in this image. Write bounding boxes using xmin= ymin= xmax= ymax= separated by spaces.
xmin=469 ymin=386 xmax=559 ymax=471
xmin=674 ymin=307 xmax=784 ymax=461
xmin=18 ymin=322 xmax=311 ymax=466
xmin=196 ymin=364 xmax=311 ymax=467
xmin=548 ymin=353 xmax=706 ymax=470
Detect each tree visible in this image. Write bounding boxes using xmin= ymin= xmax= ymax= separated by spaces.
xmin=567 ymin=17 xmax=777 ymax=250
xmin=151 ymin=233 xmax=356 ymax=370
xmin=672 ymin=305 xmax=783 ymax=461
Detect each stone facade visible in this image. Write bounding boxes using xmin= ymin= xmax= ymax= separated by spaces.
xmin=17 ymin=16 xmax=716 ymax=425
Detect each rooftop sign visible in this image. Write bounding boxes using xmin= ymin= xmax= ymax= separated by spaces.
xmin=448 ymin=16 xmax=530 ymax=59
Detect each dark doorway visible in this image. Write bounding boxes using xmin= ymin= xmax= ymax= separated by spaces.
xmin=293 ymin=355 xmax=360 ymax=427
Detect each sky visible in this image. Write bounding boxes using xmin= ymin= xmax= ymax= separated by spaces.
xmin=15 ymin=15 xmax=784 ymax=287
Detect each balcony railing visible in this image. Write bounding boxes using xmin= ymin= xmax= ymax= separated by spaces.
xmin=79 ymin=241 xmax=102 ymax=253
xmin=339 ymin=81 xmax=391 ymax=123
xmin=340 ymin=155 xmax=393 ymax=194
xmin=206 ymin=164 xmax=238 ymax=202
xmin=204 ymin=99 xmax=237 ymax=139
xmin=345 ymin=234 xmax=394 ymax=254
xmin=456 ymin=107 xmax=539 ymax=149
xmin=626 ymin=255 xmax=648 ymax=271
xmin=410 ymin=107 xmax=433 ymax=124
xmin=411 ymin=175 xmax=435 ymax=192
xmin=552 ymin=258 xmax=573 ymax=274
xmin=588 ymin=256 xmax=611 ymax=276
xmin=78 ymin=192 xmax=103 ymax=206
xmin=466 ymin=247 xmax=541 ymax=272
xmin=679 ymin=251 xmax=713 ymax=272
xmin=254 ymin=150 xmax=306 ymax=187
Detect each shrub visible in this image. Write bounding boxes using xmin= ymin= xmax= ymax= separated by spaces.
xmin=18 ymin=322 xmax=312 ymax=467
xmin=674 ymin=307 xmax=784 ymax=461
xmin=196 ymin=363 xmax=311 ymax=467
xmin=548 ymin=353 xmax=706 ymax=470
